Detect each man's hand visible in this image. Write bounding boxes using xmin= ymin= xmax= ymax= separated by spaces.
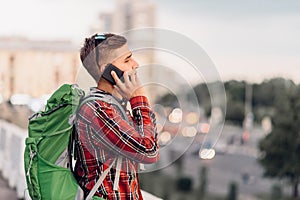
xmin=111 ymin=69 xmax=146 ymax=99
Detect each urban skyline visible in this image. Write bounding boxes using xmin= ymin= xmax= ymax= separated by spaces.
xmin=0 ymin=0 xmax=299 ymax=84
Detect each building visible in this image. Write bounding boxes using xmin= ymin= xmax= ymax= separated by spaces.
xmin=90 ymin=0 xmax=175 ymax=104
xmin=91 ymin=0 xmax=156 ymax=34
xmin=0 ymin=37 xmax=80 ymax=100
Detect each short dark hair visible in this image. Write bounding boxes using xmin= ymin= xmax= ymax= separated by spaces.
xmin=80 ymin=33 xmax=127 ymax=82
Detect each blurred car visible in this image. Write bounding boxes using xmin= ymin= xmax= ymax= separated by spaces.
xmin=191 ymin=140 xmax=228 ymax=160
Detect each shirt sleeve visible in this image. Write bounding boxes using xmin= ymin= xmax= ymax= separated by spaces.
xmin=83 ymin=96 xmax=159 ymax=164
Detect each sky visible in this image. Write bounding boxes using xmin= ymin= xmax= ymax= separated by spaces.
xmin=0 ymin=0 xmax=300 ymax=83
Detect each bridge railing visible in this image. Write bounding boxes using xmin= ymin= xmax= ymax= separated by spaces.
xmin=0 ymin=120 xmax=28 ymax=199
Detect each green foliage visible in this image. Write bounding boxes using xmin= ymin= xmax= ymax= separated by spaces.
xmin=224 ymin=80 xmax=246 ymax=102
xmin=156 ymin=77 xmax=299 ymax=126
xmin=225 ymin=101 xmax=244 ymax=125
xmin=223 ymin=81 xmax=245 ymax=125
xmin=189 ymin=83 xmax=211 ymax=116
xmin=252 ymin=78 xmax=295 ymax=122
xmin=258 ymin=82 xmax=300 ymax=199
xmin=156 ymin=92 xmax=179 ymax=108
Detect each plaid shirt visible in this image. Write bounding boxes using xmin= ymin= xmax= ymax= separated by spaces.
xmin=75 ymin=88 xmax=159 ymax=200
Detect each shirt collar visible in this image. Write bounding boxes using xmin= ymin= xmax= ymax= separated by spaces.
xmin=89 ymin=87 xmax=128 ymax=108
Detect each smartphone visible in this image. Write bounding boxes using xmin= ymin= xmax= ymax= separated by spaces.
xmin=101 ymin=63 xmax=124 ymax=85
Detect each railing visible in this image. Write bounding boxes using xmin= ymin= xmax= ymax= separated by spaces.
xmin=0 ymin=120 xmax=28 ymax=199
xmin=0 ymin=119 xmax=162 ymax=200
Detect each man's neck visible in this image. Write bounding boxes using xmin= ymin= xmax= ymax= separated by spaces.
xmin=97 ymin=78 xmax=123 ymax=100
xmin=97 ymin=79 xmax=114 ymax=94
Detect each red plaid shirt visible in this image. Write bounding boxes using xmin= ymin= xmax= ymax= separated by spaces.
xmin=75 ymin=88 xmax=159 ymax=200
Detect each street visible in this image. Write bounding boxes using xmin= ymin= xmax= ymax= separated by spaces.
xmin=185 ymin=153 xmax=274 ymax=197
xmin=155 ymin=124 xmax=284 ymax=199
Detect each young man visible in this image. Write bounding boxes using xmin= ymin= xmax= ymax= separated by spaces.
xmin=75 ymin=33 xmax=159 ymax=200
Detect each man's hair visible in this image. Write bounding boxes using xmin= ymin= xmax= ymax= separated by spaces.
xmin=80 ymin=33 xmax=127 ymax=82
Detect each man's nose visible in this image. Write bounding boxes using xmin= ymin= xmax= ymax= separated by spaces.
xmin=132 ymin=59 xmax=139 ymax=69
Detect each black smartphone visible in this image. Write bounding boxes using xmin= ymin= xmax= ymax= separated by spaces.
xmin=101 ymin=63 xmax=124 ymax=85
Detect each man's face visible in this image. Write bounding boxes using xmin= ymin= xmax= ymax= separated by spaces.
xmin=111 ymin=45 xmax=139 ymax=72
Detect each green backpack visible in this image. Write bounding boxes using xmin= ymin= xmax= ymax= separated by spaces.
xmin=24 ymin=84 xmax=127 ymax=200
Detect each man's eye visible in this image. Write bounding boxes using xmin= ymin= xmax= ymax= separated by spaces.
xmin=124 ymin=60 xmax=129 ymax=63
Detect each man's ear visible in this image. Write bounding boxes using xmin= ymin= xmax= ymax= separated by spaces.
xmin=100 ymin=63 xmax=107 ymax=74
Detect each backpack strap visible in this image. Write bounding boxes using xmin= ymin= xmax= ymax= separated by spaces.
xmin=113 ymin=156 xmax=122 ymax=191
xmin=85 ymin=158 xmax=117 ymax=200
xmin=79 ymin=93 xmax=129 ymax=122
xmin=73 ymin=92 xmax=129 ymax=199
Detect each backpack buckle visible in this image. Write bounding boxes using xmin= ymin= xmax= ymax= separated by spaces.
xmin=68 ymin=114 xmax=76 ymax=125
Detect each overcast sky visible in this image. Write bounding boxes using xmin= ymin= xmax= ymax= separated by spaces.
xmin=0 ymin=0 xmax=299 ymax=83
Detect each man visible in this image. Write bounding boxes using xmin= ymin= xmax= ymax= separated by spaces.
xmin=75 ymin=33 xmax=159 ymax=200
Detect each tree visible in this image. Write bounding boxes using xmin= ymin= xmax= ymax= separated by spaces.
xmin=252 ymin=78 xmax=293 ymax=123
xmin=189 ymin=82 xmax=211 ymax=116
xmin=258 ymin=82 xmax=300 ymax=199
xmin=156 ymin=78 xmax=296 ymax=127
xmin=224 ymin=80 xmax=246 ymax=125
xmin=155 ymin=93 xmax=179 ymax=108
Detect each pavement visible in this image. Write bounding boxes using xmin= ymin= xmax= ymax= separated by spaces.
xmin=0 ymin=175 xmax=18 ymax=200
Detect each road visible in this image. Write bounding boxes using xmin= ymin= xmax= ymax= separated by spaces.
xmin=155 ymin=124 xmax=285 ymax=199
xmin=185 ymin=153 xmax=274 ymax=197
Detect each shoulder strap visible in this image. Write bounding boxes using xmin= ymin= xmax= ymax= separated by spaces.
xmin=74 ymin=93 xmax=128 ymax=199
xmin=85 ymin=159 xmax=117 ymax=200
xmin=80 ymin=93 xmax=129 ymax=122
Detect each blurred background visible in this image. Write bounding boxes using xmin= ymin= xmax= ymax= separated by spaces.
xmin=0 ymin=0 xmax=300 ymax=199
